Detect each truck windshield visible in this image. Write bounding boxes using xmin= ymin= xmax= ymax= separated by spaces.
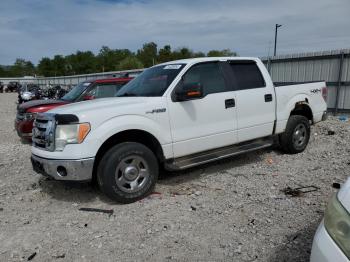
xmin=116 ymin=64 xmax=185 ymax=97
xmin=61 ymin=82 xmax=91 ymax=101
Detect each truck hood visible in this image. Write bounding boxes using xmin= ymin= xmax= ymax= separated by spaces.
xmin=18 ymin=99 xmax=67 ymax=113
xmin=47 ymin=97 xmax=163 ymax=125
xmin=49 ymin=97 xmax=146 ymax=114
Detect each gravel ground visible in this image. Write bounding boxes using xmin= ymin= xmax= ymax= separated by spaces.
xmin=0 ymin=93 xmax=349 ymax=262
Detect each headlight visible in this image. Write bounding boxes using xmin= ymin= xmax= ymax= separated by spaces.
xmin=55 ymin=123 xmax=90 ymax=151
xmin=23 ymin=112 xmax=37 ymax=120
xmin=324 ymin=194 xmax=350 ymax=259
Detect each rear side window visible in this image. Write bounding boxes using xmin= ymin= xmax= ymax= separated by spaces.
xmin=183 ymin=62 xmax=227 ymax=96
xmin=229 ymin=62 xmax=265 ymax=90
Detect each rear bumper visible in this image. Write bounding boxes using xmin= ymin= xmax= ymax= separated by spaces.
xmin=31 ymin=154 xmax=94 ymax=181
xmin=310 ymin=221 xmax=348 ymax=262
xmin=313 ymin=111 xmax=328 ymax=124
xmin=322 ymin=111 xmax=328 ymax=121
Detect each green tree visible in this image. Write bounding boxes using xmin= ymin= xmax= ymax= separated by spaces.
xmin=137 ymin=42 xmax=157 ymax=67
xmin=192 ymin=51 xmax=206 ymax=58
xmin=51 ymin=55 xmax=67 ymax=76
xmin=207 ymin=49 xmax=237 ymax=57
xmin=171 ymin=47 xmax=194 ymax=60
xmin=117 ymin=56 xmax=144 ymax=70
xmin=157 ymin=45 xmax=172 ymax=63
xmin=97 ymin=46 xmax=133 ymax=72
xmin=66 ymin=51 xmax=97 ymax=75
xmin=38 ymin=57 xmax=54 ymax=76
xmin=0 ymin=66 xmax=7 ymax=77
xmin=11 ymin=58 xmax=35 ymax=76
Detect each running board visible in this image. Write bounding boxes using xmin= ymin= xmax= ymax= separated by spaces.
xmin=165 ymin=137 xmax=274 ymax=171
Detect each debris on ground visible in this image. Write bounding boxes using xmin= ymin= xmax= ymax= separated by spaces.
xmin=327 ymin=130 xmax=335 ymax=135
xmin=78 ymin=208 xmax=114 ymax=215
xmin=338 ymin=115 xmax=348 ymax=122
xmin=281 ymin=186 xmax=320 ymax=197
xmin=52 ymin=253 xmax=65 ymax=259
xmin=266 ymin=158 xmax=274 ymax=164
xmin=27 ymin=252 xmax=37 ymax=261
xmin=332 ymin=182 xmax=341 ymax=189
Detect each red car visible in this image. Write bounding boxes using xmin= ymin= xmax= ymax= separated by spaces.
xmin=15 ymin=77 xmax=133 ymax=140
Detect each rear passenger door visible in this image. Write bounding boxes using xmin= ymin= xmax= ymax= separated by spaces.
xmin=227 ymin=60 xmax=275 ymax=142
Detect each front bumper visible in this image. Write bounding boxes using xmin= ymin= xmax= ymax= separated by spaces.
xmin=310 ymin=221 xmax=349 ymax=262
xmin=31 ymin=154 xmax=94 ymax=181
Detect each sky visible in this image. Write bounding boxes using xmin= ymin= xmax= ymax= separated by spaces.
xmin=0 ymin=0 xmax=350 ymax=65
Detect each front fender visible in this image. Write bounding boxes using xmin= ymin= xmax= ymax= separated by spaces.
xmin=32 ymin=114 xmax=173 ymax=160
xmin=85 ymin=114 xmax=173 ymax=157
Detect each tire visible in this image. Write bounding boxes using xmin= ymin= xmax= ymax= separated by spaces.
xmin=279 ymin=115 xmax=310 ymax=154
xmin=97 ymin=142 xmax=159 ymax=204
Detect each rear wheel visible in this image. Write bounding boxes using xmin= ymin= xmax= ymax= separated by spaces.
xmin=279 ymin=115 xmax=310 ymax=154
xmin=97 ymin=142 xmax=159 ymax=203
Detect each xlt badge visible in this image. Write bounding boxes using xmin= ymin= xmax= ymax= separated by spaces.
xmin=146 ymin=108 xmax=166 ymax=114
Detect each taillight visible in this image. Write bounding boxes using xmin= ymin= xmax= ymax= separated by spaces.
xmin=322 ymin=87 xmax=328 ymax=102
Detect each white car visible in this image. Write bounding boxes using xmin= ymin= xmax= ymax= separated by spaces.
xmin=311 ymin=178 xmax=350 ymax=261
xmin=30 ymin=57 xmax=328 ymax=203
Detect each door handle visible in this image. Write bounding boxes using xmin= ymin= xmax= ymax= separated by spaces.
xmin=265 ymin=94 xmax=273 ymax=102
xmin=225 ymin=98 xmax=235 ymax=109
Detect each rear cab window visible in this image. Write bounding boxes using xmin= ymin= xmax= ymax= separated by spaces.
xmin=228 ymin=61 xmax=266 ymax=90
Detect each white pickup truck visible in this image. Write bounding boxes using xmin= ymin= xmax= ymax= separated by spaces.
xmin=31 ymin=57 xmax=328 ymax=203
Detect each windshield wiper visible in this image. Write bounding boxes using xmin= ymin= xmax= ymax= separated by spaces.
xmin=117 ymin=92 xmax=138 ymax=97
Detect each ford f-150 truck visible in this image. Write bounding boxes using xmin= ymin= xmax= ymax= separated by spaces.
xmin=15 ymin=77 xmax=132 ymax=139
xmin=30 ymin=57 xmax=328 ymax=203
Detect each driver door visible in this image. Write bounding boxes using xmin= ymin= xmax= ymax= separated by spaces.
xmin=167 ymin=62 xmax=238 ymax=158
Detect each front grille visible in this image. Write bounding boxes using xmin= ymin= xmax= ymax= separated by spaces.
xmin=32 ymin=113 xmax=55 ymax=151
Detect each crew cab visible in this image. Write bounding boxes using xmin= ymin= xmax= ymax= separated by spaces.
xmin=30 ymin=57 xmax=328 ymax=203
xmin=15 ymin=77 xmax=132 ymax=139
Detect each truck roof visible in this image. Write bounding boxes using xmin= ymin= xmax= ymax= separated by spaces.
xmin=158 ymin=57 xmax=260 ymax=66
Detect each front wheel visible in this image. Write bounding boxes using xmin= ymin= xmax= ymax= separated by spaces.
xmin=279 ymin=115 xmax=310 ymax=154
xmin=97 ymin=142 xmax=159 ymax=204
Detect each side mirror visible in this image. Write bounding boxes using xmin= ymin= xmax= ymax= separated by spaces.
xmin=175 ymin=82 xmax=203 ymax=101
xmin=83 ymin=95 xmax=95 ymax=101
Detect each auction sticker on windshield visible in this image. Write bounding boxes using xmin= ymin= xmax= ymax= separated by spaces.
xmin=164 ymin=65 xmax=182 ymax=70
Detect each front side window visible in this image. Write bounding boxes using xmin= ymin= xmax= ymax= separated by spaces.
xmin=116 ymin=64 xmax=185 ymax=97
xmin=182 ymin=62 xmax=227 ymax=96
xmin=229 ymin=62 xmax=265 ymax=90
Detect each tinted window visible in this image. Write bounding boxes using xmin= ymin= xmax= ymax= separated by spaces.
xmin=183 ymin=62 xmax=226 ymax=96
xmin=229 ymin=62 xmax=265 ymax=90
xmin=87 ymin=83 xmax=124 ymax=98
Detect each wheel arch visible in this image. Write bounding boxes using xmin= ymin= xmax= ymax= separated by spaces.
xmin=92 ymin=129 xmax=165 ymax=182
xmin=290 ymin=101 xmax=313 ymax=123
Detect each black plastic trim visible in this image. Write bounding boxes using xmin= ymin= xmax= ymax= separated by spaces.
xmin=55 ymin=114 xmax=79 ymax=125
